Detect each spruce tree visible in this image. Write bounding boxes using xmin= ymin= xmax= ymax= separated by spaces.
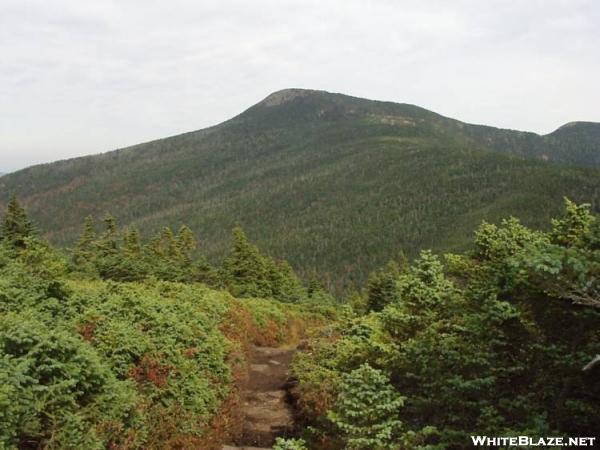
xmin=143 ymin=227 xmax=186 ymax=281
xmin=176 ymin=226 xmax=196 ymax=256
xmin=122 ymin=228 xmax=142 ymax=258
xmin=75 ymin=216 xmax=96 ymax=253
xmin=1 ymin=195 xmax=34 ymax=249
xmin=269 ymin=259 xmax=304 ymax=302
xmin=72 ymin=215 xmax=98 ymax=275
xmin=328 ymin=363 xmax=405 ymax=450
xmin=307 ymin=271 xmax=324 ymax=298
xmin=551 ymin=198 xmax=593 ymax=247
xmin=94 ymin=213 xmax=121 ymax=279
xmin=221 ymin=227 xmax=271 ymax=298
xmin=366 ymin=261 xmax=400 ymax=312
xmin=116 ymin=228 xmax=145 ymax=281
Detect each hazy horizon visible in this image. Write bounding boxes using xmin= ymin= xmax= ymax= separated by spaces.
xmin=2 ymin=0 xmax=599 ymax=172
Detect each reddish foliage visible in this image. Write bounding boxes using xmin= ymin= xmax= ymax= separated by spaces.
xmin=194 ymin=390 xmax=245 ymax=450
xmin=221 ymin=303 xmax=286 ymax=347
xmin=129 ymin=355 xmax=172 ymax=388
xmin=78 ymin=320 xmax=97 ymax=342
xmin=183 ymin=347 xmax=199 ymax=358
xmin=220 ymin=304 xmax=256 ymax=349
xmin=253 ymin=319 xmax=281 ymax=347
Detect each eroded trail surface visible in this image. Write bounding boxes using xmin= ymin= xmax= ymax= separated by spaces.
xmin=223 ymin=347 xmax=296 ymax=450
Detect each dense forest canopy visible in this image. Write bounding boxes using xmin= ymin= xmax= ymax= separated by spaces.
xmin=1 ymin=90 xmax=599 ymax=293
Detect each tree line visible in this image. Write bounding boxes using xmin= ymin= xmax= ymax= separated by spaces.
xmin=1 ymin=195 xmax=320 ymax=303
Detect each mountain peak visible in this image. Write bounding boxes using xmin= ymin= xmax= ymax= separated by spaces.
xmin=547 ymin=121 xmax=600 ymax=139
xmin=245 ymin=88 xmax=436 ymax=126
xmin=554 ymin=121 xmax=599 ymax=131
xmin=259 ymin=88 xmax=326 ymax=107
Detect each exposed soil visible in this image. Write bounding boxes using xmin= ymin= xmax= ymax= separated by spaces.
xmin=223 ymin=346 xmax=297 ymax=450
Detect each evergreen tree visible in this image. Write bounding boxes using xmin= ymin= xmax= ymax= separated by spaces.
xmin=96 ymin=214 xmax=118 ymax=253
xmin=94 ymin=213 xmax=121 ymax=279
xmin=328 ymin=363 xmax=405 ymax=450
xmin=307 ymin=271 xmax=325 ymax=298
xmin=176 ymin=225 xmax=196 ymax=265
xmin=551 ymin=198 xmax=593 ymax=247
xmin=117 ymin=228 xmax=145 ymax=281
xmin=0 ymin=195 xmax=34 ymax=249
xmin=72 ymin=215 xmax=98 ymax=275
xmin=366 ymin=261 xmax=400 ymax=312
xmin=191 ymin=254 xmax=221 ymax=286
xmin=267 ymin=258 xmax=304 ymax=302
xmin=159 ymin=227 xmax=179 ymax=259
xmin=276 ymin=259 xmax=305 ymax=301
xmin=143 ymin=227 xmax=181 ymax=281
xmin=221 ymin=227 xmax=271 ymax=298
xmin=77 ymin=216 xmax=96 ymax=253
xmin=122 ymin=228 xmax=142 ymax=258
xmin=176 ymin=226 xmax=221 ymax=286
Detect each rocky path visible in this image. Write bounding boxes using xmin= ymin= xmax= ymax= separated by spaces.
xmin=223 ymin=346 xmax=297 ymax=450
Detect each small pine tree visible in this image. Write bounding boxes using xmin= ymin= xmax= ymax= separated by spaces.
xmin=221 ymin=227 xmax=271 ymax=298
xmin=276 ymin=259 xmax=305 ymax=301
xmin=267 ymin=258 xmax=304 ymax=302
xmin=160 ymin=227 xmax=179 ymax=260
xmin=191 ymin=254 xmax=221 ymax=286
xmin=551 ymin=197 xmax=593 ymax=247
xmin=328 ymin=363 xmax=405 ymax=450
xmin=122 ymin=228 xmax=142 ymax=258
xmin=307 ymin=271 xmax=325 ymax=298
xmin=176 ymin=225 xmax=196 ymax=264
xmin=366 ymin=261 xmax=400 ymax=312
xmin=102 ymin=213 xmax=117 ymax=235
xmin=94 ymin=213 xmax=121 ymax=279
xmin=173 ymin=226 xmax=219 ymax=285
xmin=72 ymin=215 xmax=98 ymax=275
xmin=143 ymin=227 xmax=183 ymax=281
xmin=116 ymin=228 xmax=145 ymax=281
xmin=75 ymin=216 xmax=96 ymax=252
xmin=96 ymin=214 xmax=119 ymax=254
xmin=1 ymin=195 xmax=35 ymax=249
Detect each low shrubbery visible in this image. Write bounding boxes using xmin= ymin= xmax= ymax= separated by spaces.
xmin=0 ymin=197 xmax=328 ymax=449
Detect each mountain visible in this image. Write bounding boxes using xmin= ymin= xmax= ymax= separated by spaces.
xmin=1 ymin=89 xmax=599 ymax=291
xmin=457 ymin=120 xmax=600 ymax=166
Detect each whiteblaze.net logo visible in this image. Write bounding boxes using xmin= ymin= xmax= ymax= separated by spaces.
xmin=470 ymin=436 xmax=597 ymax=447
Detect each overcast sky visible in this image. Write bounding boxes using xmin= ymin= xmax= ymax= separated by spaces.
xmin=1 ymin=0 xmax=599 ymax=172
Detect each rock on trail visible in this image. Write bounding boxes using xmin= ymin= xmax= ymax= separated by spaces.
xmin=223 ymin=347 xmax=297 ymax=449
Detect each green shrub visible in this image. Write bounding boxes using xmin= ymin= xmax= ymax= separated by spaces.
xmin=328 ymin=363 xmax=404 ymax=450
xmin=293 ymin=201 xmax=600 ymax=448
xmin=273 ymin=437 xmax=309 ymax=450
xmin=0 ymin=313 xmax=141 ymax=449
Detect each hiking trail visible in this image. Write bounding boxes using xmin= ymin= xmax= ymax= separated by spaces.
xmin=223 ymin=346 xmax=297 ymax=450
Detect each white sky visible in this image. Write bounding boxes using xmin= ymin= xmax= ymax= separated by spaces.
xmin=1 ymin=0 xmax=599 ymax=172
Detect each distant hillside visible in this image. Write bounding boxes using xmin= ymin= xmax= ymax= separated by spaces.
xmin=456 ymin=120 xmax=600 ymax=166
xmin=1 ymin=89 xmax=599 ymax=291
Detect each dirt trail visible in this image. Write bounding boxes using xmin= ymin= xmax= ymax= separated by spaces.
xmin=223 ymin=346 xmax=297 ymax=450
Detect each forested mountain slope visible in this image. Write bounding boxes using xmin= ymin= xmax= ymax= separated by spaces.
xmin=1 ymin=89 xmax=599 ymax=290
